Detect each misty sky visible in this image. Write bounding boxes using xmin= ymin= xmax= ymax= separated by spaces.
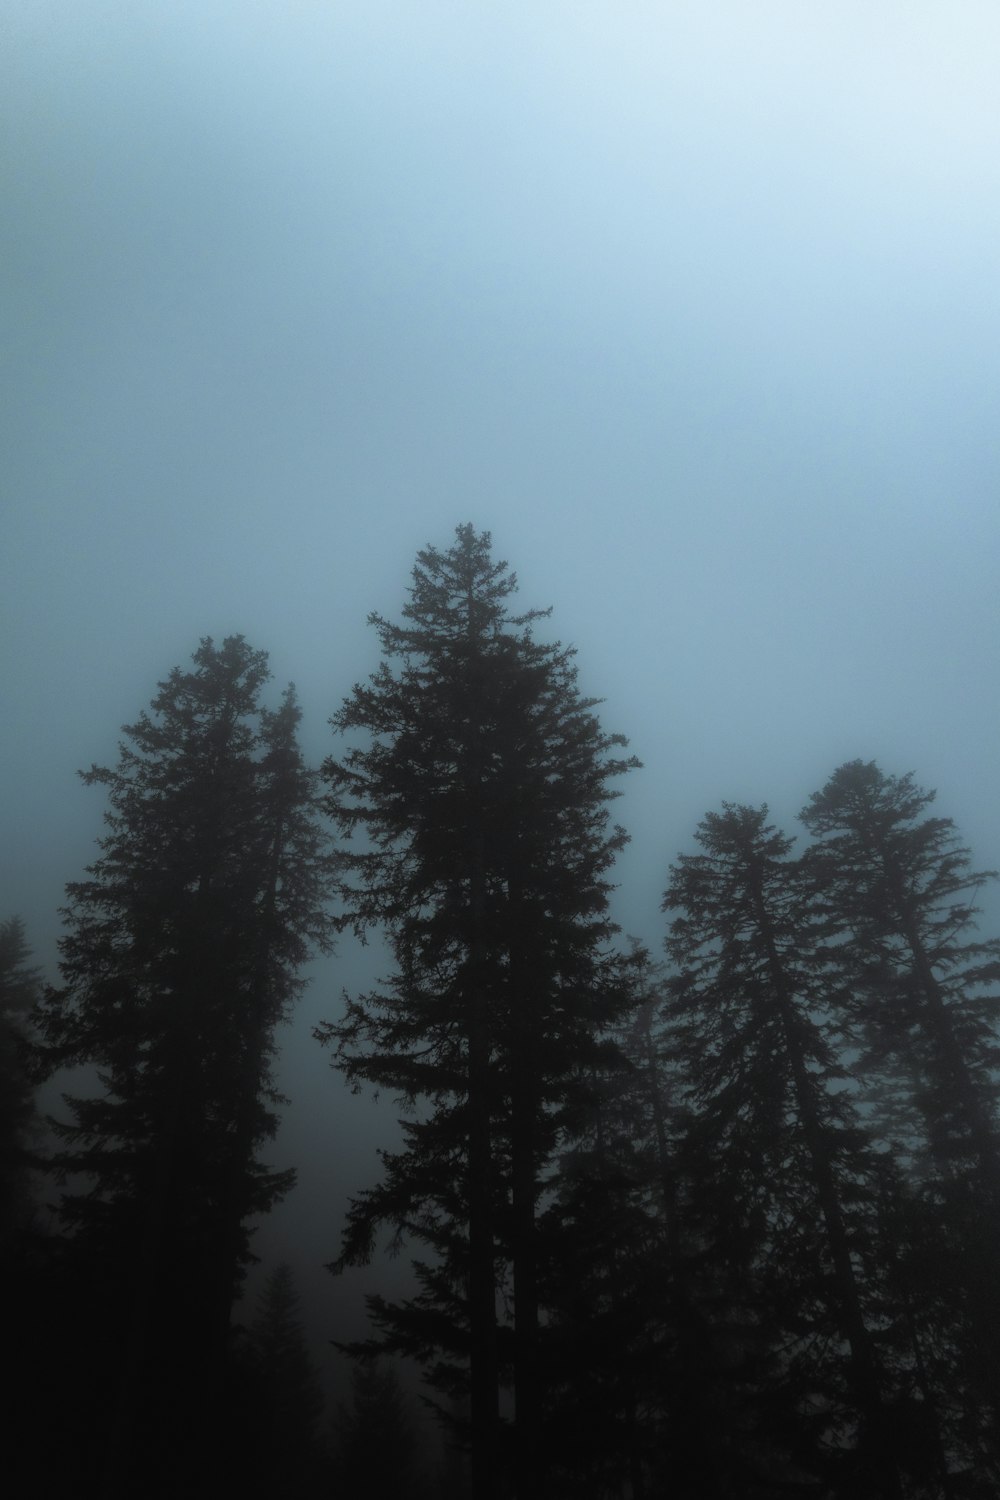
xmin=3 ymin=1 xmax=999 ymax=1386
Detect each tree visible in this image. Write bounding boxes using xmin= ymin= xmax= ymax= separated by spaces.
xmin=0 ymin=916 xmax=41 ymax=1249
xmin=800 ymin=761 xmax=1000 ymax=1194
xmin=238 ymin=1263 xmax=325 ymax=1499
xmin=800 ymin=760 xmax=1000 ymax=1483
xmin=34 ymin=635 xmax=337 ymax=1497
xmin=664 ymin=804 xmax=905 ymax=1498
xmin=318 ymin=525 xmax=639 ymax=1497
xmin=330 ymin=1359 xmax=426 ymax=1500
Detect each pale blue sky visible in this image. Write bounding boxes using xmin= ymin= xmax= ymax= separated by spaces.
xmin=3 ymin=0 xmax=999 ymax=1378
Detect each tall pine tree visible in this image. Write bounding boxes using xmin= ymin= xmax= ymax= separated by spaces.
xmin=35 ymin=635 xmax=336 ymax=1498
xmin=800 ymin=761 xmax=1000 ymax=1195
xmin=800 ymin=761 xmax=1000 ymax=1483
xmin=319 ymin=525 xmax=639 ymax=1498
xmin=664 ymin=804 xmax=905 ymax=1498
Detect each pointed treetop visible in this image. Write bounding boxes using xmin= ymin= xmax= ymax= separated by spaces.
xmin=801 ymin=760 xmax=936 ymax=835
xmin=369 ymin=524 xmax=552 ymax=656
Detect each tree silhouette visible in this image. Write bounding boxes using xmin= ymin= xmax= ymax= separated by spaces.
xmin=34 ymin=636 xmax=336 ymax=1497
xmin=801 ymin=761 xmax=1000 ymax=1484
xmin=239 ymin=1263 xmax=325 ymax=1498
xmin=319 ymin=525 xmax=639 ymax=1497
xmin=664 ymin=803 xmax=904 ymax=1498
xmin=331 ymin=1359 xmax=425 ymax=1499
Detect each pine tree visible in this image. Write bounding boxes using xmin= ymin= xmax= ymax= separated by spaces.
xmin=34 ymin=636 xmax=337 ymax=1497
xmin=331 ymin=1360 xmax=425 ymax=1500
xmin=240 ymin=1263 xmax=325 ymax=1498
xmin=318 ymin=525 xmax=639 ymax=1498
xmin=800 ymin=760 xmax=1000 ymax=1483
xmin=800 ymin=761 xmax=1000 ymax=1193
xmin=664 ymin=804 xmax=904 ymax=1498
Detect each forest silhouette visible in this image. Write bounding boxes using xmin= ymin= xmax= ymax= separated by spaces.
xmin=4 ymin=527 xmax=999 ymax=1499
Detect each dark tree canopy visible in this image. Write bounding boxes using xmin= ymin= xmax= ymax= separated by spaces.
xmin=800 ymin=760 xmax=1000 ymax=1186
xmin=653 ymin=775 xmax=1000 ymax=1494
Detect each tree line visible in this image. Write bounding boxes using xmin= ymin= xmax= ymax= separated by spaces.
xmin=3 ymin=524 xmax=999 ymax=1498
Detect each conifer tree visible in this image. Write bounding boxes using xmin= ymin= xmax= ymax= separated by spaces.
xmin=319 ymin=525 xmax=639 ymax=1498
xmin=331 ymin=1360 xmax=425 ymax=1500
xmin=800 ymin=761 xmax=1000 ymax=1192
xmin=34 ymin=636 xmax=336 ymax=1497
xmin=241 ymin=1262 xmax=325 ymax=1498
xmin=800 ymin=761 xmax=1000 ymax=1482
xmin=664 ymin=804 xmax=904 ymax=1498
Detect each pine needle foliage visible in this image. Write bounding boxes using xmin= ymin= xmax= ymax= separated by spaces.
xmin=318 ymin=525 xmax=640 ymax=1495
xmin=33 ymin=635 xmax=337 ymax=1496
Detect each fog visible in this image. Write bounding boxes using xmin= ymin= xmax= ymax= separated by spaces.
xmin=4 ymin=0 xmax=999 ymax=1420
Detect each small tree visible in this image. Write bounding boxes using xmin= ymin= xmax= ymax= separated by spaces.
xmin=331 ymin=1360 xmax=425 ymax=1500
xmin=239 ymin=1263 xmax=325 ymax=1498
